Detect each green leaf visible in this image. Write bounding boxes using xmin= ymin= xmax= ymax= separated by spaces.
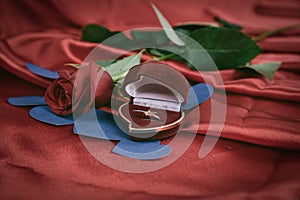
xmin=81 ymin=24 xmax=133 ymax=49
xmin=174 ymin=23 xmax=218 ymax=35
xmin=146 ymin=48 xmax=167 ymax=57
xmin=151 ymin=3 xmax=185 ymax=46
xmin=65 ymin=63 xmax=81 ymax=69
xmin=104 ymin=51 xmax=143 ymax=82
xmin=243 ymin=62 xmax=281 ymax=80
xmin=188 ymin=27 xmax=261 ymax=69
xmin=96 ymin=60 xmax=115 ymax=68
xmin=131 ymin=30 xmax=169 ymax=47
xmin=147 ymin=45 xmax=185 ymax=62
xmin=214 ymin=17 xmax=243 ymax=30
xmin=81 ymin=24 xmax=113 ymax=43
xmin=103 ymin=32 xmax=135 ymax=49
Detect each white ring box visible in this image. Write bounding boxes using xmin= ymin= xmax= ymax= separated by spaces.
xmin=117 ymin=61 xmax=189 ymax=141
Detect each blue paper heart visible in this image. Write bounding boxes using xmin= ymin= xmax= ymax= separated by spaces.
xmin=182 ymin=83 xmax=213 ymax=111
xmin=112 ymin=138 xmax=171 ymax=160
xmin=29 ymin=106 xmax=73 ymax=125
xmin=25 ymin=62 xmax=59 ymax=79
xmin=8 ymin=96 xmax=47 ymax=106
xmin=74 ymin=109 xmax=128 ymax=140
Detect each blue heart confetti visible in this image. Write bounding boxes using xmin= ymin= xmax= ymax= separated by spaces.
xmin=29 ymin=106 xmax=73 ymax=125
xmin=112 ymin=138 xmax=171 ymax=160
xmin=8 ymin=96 xmax=47 ymax=106
xmin=74 ymin=109 xmax=128 ymax=140
xmin=182 ymin=83 xmax=213 ymax=111
xmin=25 ymin=62 xmax=59 ymax=79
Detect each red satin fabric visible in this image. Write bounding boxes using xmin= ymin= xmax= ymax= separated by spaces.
xmin=1 ymin=0 xmax=300 ymax=199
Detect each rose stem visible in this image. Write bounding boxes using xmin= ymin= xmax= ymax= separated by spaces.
xmin=253 ymin=23 xmax=300 ymax=42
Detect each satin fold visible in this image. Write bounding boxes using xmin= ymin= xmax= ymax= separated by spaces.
xmin=1 ymin=0 xmax=300 ymax=199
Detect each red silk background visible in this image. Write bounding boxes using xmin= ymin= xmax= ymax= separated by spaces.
xmin=1 ymin=0 xmax=300 ymax=199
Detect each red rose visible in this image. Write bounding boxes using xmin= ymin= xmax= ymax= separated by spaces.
xmin=45 ymin=63 xmax=114 ymax=115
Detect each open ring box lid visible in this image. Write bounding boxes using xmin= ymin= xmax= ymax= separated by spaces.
xmin=117 ymin=61 xmax=189 ymax=141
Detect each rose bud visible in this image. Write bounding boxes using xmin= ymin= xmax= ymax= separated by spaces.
xmin=45 ymin=63 xmax=114 ymax=116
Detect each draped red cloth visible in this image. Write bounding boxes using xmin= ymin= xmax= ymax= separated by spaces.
xmin=1 ymin=0 xmax=300 ymax=199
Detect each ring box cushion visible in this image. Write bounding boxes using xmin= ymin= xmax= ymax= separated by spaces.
xmin=118 ymin=61 xmax=189 ymax=140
